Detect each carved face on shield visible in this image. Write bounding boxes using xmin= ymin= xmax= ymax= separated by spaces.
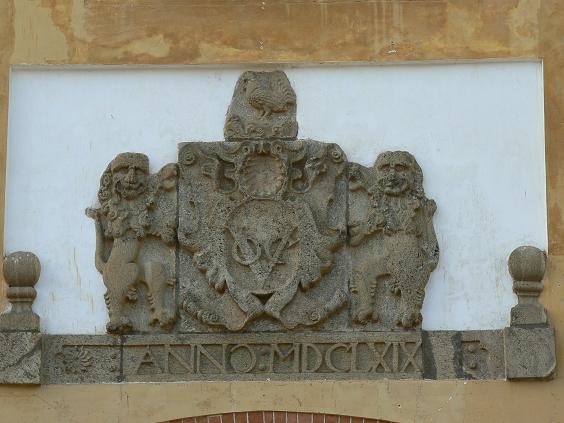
xmin=110 ymin=153 xmax=149 ymax=200
xmin=374 ymin=151 xmax=421 ymax=196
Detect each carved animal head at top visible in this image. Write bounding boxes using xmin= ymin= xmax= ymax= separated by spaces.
xmin=373 ymin=151 xmax=424 ymax=197
xmin=101 ymin=152 xmax=150 ymax=201
xmin=240 ymin=71 xmax=296 ymax=107
xmin=241 ymin=71 xmax=260 ymax=93
xmin=241 ymin=71 xmax=256 ymax=83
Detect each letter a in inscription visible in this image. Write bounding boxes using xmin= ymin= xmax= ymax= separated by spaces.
xmin=133 ymin=347 xmax=162 ymax=375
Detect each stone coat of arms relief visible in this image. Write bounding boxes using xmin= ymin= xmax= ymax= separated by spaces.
xmin=1 ymin=69 xmax=552 ymax=385
xmin=85 ymin=71 xmax=438 ymax=335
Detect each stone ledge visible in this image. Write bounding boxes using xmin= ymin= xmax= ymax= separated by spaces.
xmin=504 ymin=325 xmax=556 ymax=380
xmin=32 ymin=328 xmax=551 ymax=384
xmin=0 ymin=327 xmax=553 ymax=384
xmin=0 ymin=332 xmax=41 ymax=385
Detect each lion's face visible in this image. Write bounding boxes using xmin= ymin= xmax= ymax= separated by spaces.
xmin=110 ymin=156 xmax=149 ymax=200
xmin=374 ymin=152 xmax=415 ymax=196
xmin=112 ymin=165 xmax=147 ymax=200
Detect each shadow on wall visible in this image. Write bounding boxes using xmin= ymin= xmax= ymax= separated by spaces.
xmin=163 ymin=412 xmax=394 ymax=423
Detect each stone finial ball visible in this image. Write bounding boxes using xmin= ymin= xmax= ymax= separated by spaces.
xmin=508 ymin=246 xmax=546 ymax=282
xmin=3 ymin=251 xmax=41 ymax=287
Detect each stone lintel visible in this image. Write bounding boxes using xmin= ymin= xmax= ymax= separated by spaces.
xmin=121 ymin=332 xmax=423 ymax=382
xmin=33 ymin=329 xmax=548 ymax=384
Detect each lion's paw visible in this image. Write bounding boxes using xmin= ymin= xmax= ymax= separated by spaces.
xmin=107 ymin=317 xmax=133 ymax=334
xmin=354 ymin=307 xmax=378 ymax=324
xmin=396 ymin=309 xmax=421 ymax=329
xmin=149 ymin=309 xmax=177 ymax=330
xmin=159 ymin=309 xmax=177 ymax=329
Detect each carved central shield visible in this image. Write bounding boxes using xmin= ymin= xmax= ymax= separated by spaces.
xmin=226 ymin=200 xmax=299 ymax=296
xmin=177 ymin=138 xmax=348 ymax=330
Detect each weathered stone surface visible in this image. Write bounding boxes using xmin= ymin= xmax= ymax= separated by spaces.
xmin=508 ymin=245 xmax=548 ymax=325
xmin=421 ymin=331 xmax=506 ymax=380
xmin=86 ymin=153 xmax=178 ymax=334
xmin=33 ymin=328 xmax=556 ymax=383
xmin=40 ymin=331 xmax=430 ymax=384
xmin=0 ymin=332 xmax=41 ymax=384
xmin=348 ymin=152 xmax=439 ymax=329
xmin=504 ymin=326 xmax=556 ymax=380
xmin=0 ymin=254 xmax=42 ymax=384
xmin=422 ymin=331 xmax=457 ymax=380
xmin=0 ymin=251 xmax=41 ymax=332
xmin=42 ymin=335 xmax=121 ymax=384
xmin=123 ymin=331 xmax=423 ymax=382
xmin=503 ymin=246 xmax=556 ymax=380
xmin=502 ymin=246 xmax=556 ymax=380
xmin=91 ymin=142 xmax=440 ymax=335
xmin=459 ymin=330 xmax=505 ymax=380
xmin=178 ymin=139 xmax=348 ymax=332
xmin=224 ymin=71 xmax=298 ymax=141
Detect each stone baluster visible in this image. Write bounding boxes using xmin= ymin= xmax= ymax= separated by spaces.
xmin=504 ymin=245 xmax=555 ymax=380
xmin=507 ymin=245 xmax=547 ymax=325
xmin=0 ymin=251 xmax=41 ymax=331
xmin=0 ymin=251 xmax=42 ymax=384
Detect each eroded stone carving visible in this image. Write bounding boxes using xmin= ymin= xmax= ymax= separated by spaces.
xmin=87 ymin=153 xmax=178 ymax=334
xmin=85 ymin=71 xmax=442 ymax=334
xmin=178 ymin=140 xmax=348 ymax=331
xmin=121 ymin=332 xmax=423 ymax=381
xmin=224 ymin=71 xmax=298 ymax=141
xmin=0 ymin=332 xmax=41 ymax=384
xmin=42 ymin=335 xmax=121 ymax=383
xmin=348 ymin=152 xmax=439 ymax=329
xmin=460 ymin=331 xmax=505 ymax=380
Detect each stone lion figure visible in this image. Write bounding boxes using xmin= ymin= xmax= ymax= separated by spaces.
xmin=87 ymin=152 xmax=177 ymax=334
xmin=348 ymin=151 xmax=439 ymax=328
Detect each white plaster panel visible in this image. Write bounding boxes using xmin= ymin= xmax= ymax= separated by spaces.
xmin=5 ymin=62 xmax=545 ymax=334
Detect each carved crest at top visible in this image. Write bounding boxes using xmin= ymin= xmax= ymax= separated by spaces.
xmin=87 ymin=70 xmax=439 ymax=335
xmin=224 ymin=71 xmax=298 ymax=141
